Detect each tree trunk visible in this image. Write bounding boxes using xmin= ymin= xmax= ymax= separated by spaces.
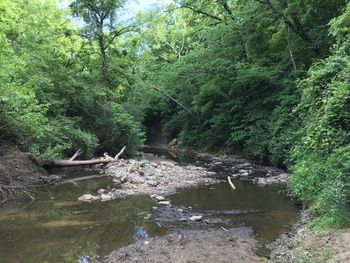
xmin=98 ymin=35 xmax=110 ymax=88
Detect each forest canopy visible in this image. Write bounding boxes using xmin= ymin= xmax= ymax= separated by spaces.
xmin=0 ymin=0 xmax=349 ymax=228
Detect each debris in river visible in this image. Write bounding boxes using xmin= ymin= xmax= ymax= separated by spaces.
xmin=227 ymin=176 xmax=236 ymax=190
xmin=98 ymin=188 xmax=106 ymax=194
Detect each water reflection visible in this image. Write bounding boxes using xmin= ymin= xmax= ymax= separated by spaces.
xmin=133 ymin=226 xmax=149 ymax=241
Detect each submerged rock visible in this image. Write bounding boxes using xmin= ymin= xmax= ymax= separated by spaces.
xmin=97 ymin=188 xmax=106 ymax=194
xmin=78 ymin=194 xmax=100 ymax=202
xmin=158 ymin=201 xmax=171 ymax=206
xmin=152 ymin=195 xmax=166 ymax=201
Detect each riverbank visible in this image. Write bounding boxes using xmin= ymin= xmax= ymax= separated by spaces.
xmin=269 ymin=211 xmax=350 ymax=263
xmin=0 ymin=143 xmax=48 ymax=186
xmin=0 ymin=142 xmax=57 ymax=201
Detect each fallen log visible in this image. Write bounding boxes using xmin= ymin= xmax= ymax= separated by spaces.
xmin=52 ymin=147 xmax=126 ymax=167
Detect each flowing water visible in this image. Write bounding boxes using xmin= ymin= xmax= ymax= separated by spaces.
xmin=0 ymin=158 xmax=298 ymax=263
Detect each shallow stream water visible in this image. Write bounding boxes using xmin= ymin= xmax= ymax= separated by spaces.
xmin=0 ymin=156 xmax=298 ymax=263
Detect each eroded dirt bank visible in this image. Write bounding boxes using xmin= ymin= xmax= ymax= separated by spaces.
xmin=0 ymin=143 xmax=49 ymax=186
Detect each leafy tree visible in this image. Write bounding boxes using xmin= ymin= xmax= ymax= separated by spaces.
xmin=70 ymin=0 xmax=129 ymax=89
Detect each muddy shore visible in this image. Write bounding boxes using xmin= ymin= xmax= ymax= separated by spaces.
xmin=105 ymin=227 xmax=267 ymax=263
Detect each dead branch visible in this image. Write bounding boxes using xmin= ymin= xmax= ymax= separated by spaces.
xmin=146 ymin=82 xmax=197 ymax=118
xmin=115 ymin=146 xmax=126 ymax=159
xmin=0 ymin=172 xmax=35 ymax=202
xmin=227 ymin=176 xmax=236 ymax=190
xmin=69 ymin=149 xmax=82 ymax=161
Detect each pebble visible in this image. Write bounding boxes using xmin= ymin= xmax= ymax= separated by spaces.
xmin=189 ymin=215 xmax=203 ymax=221
xmin=101 ymin=193 xmax=113 ymax=201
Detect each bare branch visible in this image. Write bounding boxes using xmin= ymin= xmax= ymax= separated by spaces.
xmin=114 ymin=146 xmax=126 ymax=160
xmin=216 ymin=0 xmax=234 ymax=18
xmin=145 ymin=82 xmax=197 ymax=118
xmin=69 ymin=149 xmax=82 ymax=161
xmin=227 ymin=176 xmax=236 ymax=190
xmin=180 ymin=4 xmax=223 ymax=22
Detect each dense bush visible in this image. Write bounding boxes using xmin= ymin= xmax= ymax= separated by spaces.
xmin=289 ymin=4 xmax=350 ymax=228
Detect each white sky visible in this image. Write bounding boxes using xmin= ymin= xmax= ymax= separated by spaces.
xmin=124 ymin=0 xmax=166 ymax=20
xmin=59 ymin=0 xmax=172 ymax=18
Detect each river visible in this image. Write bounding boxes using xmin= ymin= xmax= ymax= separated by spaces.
xmin=0 ymin=150 xmax=298 ymax=263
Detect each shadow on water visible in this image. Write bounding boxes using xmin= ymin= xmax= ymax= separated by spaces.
xmin=0 ymin=160 xmax=298 ymax=263
xmin=0 ymin=177 xmax=165 ymax=263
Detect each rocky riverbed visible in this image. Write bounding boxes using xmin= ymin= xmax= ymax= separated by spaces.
xmin=78 ymin=158 xmax=218 ymax=202
xmin=188 ymin=150 xmax=289 ymax=187
xmin=78 ymin=150 xmax=291 ymax=202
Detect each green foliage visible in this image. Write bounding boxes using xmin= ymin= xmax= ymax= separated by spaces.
xmin=133 ymin=0 xmax=349 ymax=228
xmin=0 ymin=86 xmax=47 ymax=143
xmin=30 ymin=117 xmax=99 ymax=160
xmin=101 ymin=102 xmax=145 ymax=153
xmin=289 ymin=3 xmax=350 ymax=228
xmin=290 ymin=146 xmax=350 ymax=229
xmin=0 ymin=0 xmax=145 ymax=159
